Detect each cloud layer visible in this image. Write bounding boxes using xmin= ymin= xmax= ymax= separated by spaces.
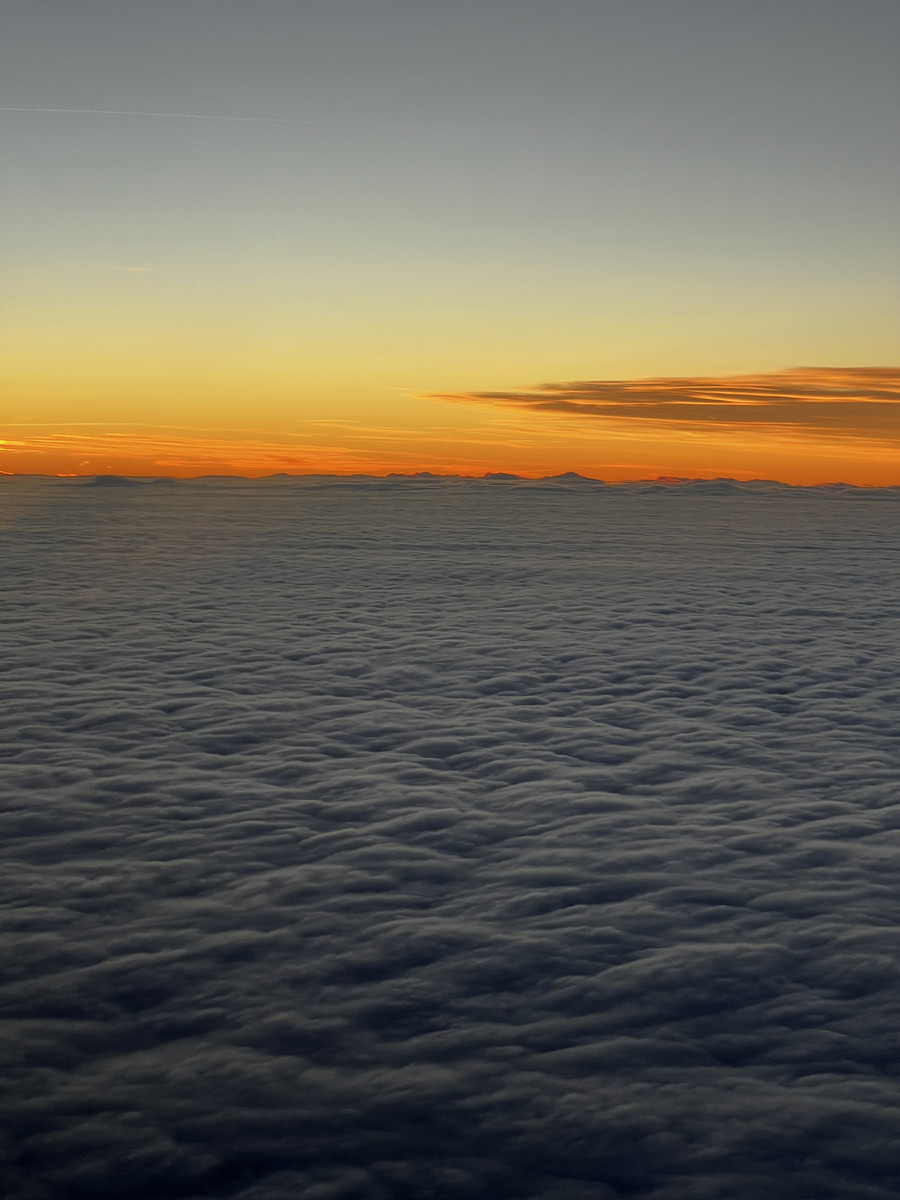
xmin=2 ymin=475 xmax=900 ymax=1199
xmin=438 ymin=366 xmax=900 ymax=445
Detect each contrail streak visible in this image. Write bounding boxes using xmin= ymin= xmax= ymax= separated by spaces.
xmin=0 ymin=106 xmax=518 ymax=133
xmin=0 ymin=105 xmax=378 ymax=125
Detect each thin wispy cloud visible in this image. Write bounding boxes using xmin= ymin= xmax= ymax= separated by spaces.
xmin=0 ymin=105 xmax=401 ymax=126
xmin=0 ymin=105 xmax=526 ymax=135
xmin=0 ymin=431 xmax=348 ymax=475
xmin=0 ymin=426 xmax=530 ymax=477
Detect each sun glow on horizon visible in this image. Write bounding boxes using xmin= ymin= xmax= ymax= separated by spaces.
xmin=1 ymin=366 xmax=898 ymax=486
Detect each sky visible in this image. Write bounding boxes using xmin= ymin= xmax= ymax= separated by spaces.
xmin=1 ymin=0 xmax=898 ymax=481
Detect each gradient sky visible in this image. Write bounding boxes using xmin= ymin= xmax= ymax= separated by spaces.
xmin=2 ymin=0 xmax=898 ymax=481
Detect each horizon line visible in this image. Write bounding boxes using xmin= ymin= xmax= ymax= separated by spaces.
xmin=3 ymin=470 xmax=898 ymax=490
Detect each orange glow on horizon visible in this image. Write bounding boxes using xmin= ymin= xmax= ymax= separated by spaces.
xmin=2 ymin=367 xmax=898 ymax=488
xmin=1 ymin=428 xmax=897 ymax=487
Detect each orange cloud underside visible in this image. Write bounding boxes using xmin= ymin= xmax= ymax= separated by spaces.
xmin=2 ymin=367 xmax=898 ymax=486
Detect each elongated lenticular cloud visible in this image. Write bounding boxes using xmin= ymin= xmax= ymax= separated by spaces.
xmin=436 ymin=367 xmax=900 ymax=445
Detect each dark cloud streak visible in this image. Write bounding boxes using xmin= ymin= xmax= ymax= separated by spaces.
xmin=437 ymin=367 xmax=900 ymax=442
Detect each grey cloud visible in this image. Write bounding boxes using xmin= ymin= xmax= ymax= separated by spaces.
xmin=1 ymin=475 xmax=900 ymax=1197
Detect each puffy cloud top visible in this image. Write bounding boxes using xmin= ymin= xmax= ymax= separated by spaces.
xmin=2 ymin=476 xmax=900 ymax=1199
